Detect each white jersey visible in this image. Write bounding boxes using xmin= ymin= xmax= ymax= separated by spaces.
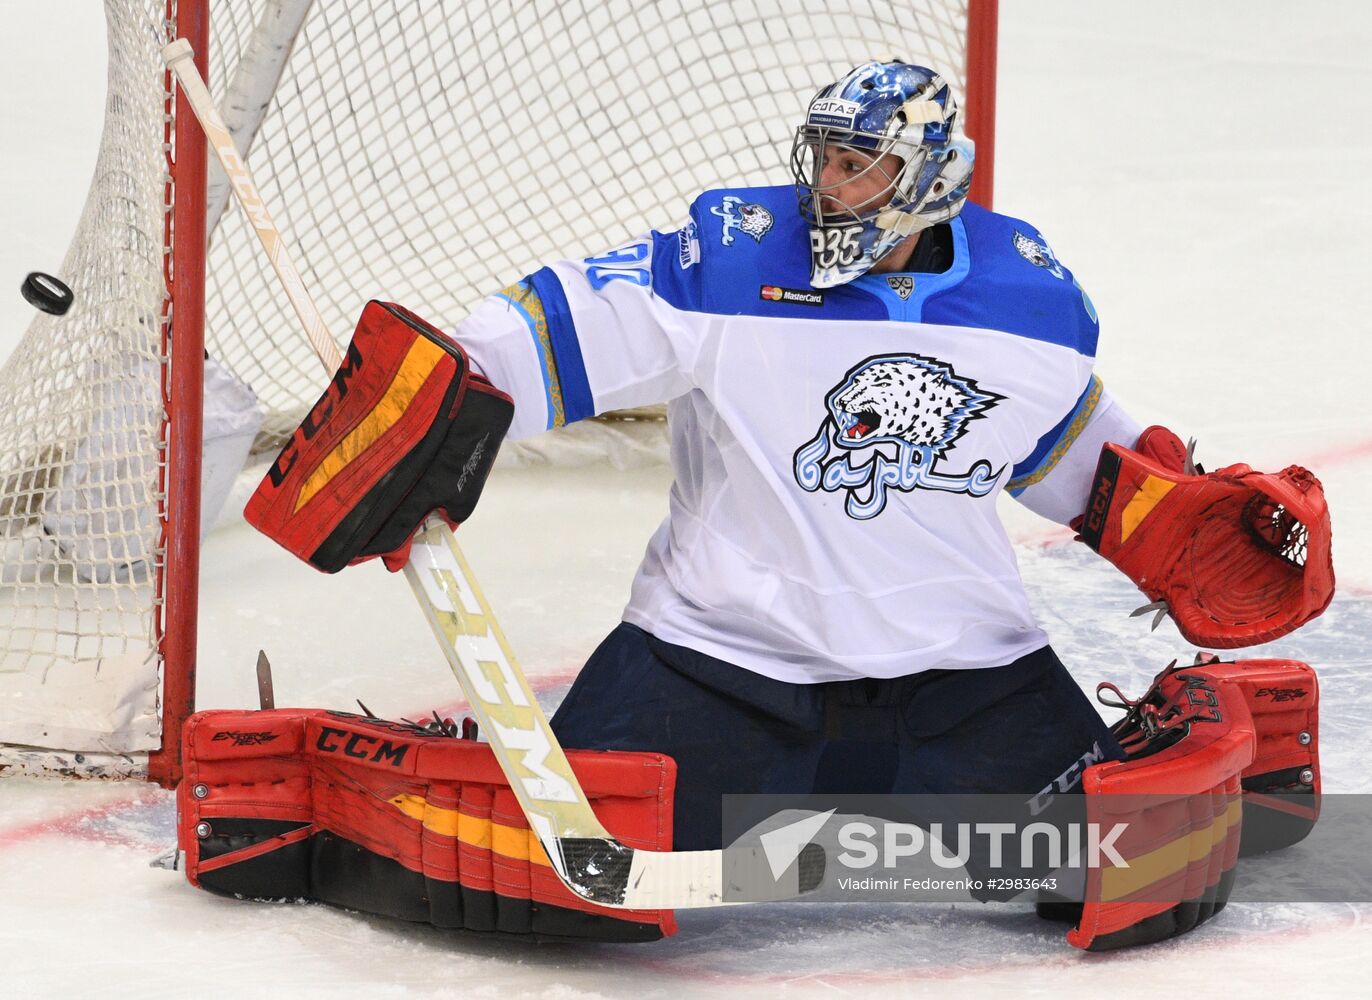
xmin=455 ymin=185 xmax=1128 ymax=683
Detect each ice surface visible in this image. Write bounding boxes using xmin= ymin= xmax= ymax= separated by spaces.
xmin=2 ymin=1 xmax=1371 ymax=996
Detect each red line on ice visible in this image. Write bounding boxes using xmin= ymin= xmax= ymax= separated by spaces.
xmin=1304 ymin=434 xmax=1372 ymax=468
xmin=0 ymin=786 xmax=164 ymax=848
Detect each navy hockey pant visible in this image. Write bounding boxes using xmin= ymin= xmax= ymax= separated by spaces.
xmin=551 ymin=622 xmax=1125 ymax=853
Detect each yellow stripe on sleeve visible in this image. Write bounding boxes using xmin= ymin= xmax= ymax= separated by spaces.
xmin=499 ymin=280 xmax=567 ymax=430
xmin=1006 ymin=375 xmax=1103 ymax=493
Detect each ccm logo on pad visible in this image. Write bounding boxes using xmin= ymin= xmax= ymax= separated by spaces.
xmin=315 ymin=725 xmax=410 ymax=767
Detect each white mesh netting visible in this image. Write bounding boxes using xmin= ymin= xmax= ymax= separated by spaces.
xmin=204 ymin=0 xmax=977 ymax=449
xmin=0 ymin=0 xmax=977 ymax=767
xmin=0 ymin=2 xmax=173 ymax=768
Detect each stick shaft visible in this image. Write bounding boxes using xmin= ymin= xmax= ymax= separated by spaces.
xmin=164 ymin=38 xmax=340 ymax=374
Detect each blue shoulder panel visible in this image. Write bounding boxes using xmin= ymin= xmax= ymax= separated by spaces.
xmin=651 ymin=185 xmax=891 ymax=321
xmin=651 ymin=189 xmax=1101 ymax=358
xmin=921 ymin=203 xmax=1100 ymax=357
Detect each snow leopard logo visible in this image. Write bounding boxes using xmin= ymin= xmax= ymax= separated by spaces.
xmin=1012 ymin=230 xmax=1064 ymax=279
xmin=711 ymin=195 xmax=774 ymax=246
xmin=793 ymin=354 xmax=1005 ymax=519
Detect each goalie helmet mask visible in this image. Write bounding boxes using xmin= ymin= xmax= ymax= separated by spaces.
xmin=792 ymin=61 xmax=975 ymax=288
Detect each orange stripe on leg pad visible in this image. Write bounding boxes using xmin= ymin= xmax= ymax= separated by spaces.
xmin=389 ymin=792 xmax=551 ymax=867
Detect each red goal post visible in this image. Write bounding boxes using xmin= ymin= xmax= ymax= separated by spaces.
xmin=0 ymin=0 xmax=997 ymax=787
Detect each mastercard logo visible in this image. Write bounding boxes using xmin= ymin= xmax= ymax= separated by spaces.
xmin=758 ymin=284 xmax=825 ymax=307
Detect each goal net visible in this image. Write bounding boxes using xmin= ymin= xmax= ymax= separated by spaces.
xmin=0 ymin=0 xmax=996 ymax=781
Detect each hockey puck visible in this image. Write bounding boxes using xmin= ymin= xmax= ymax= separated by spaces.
xmin=21 ymin=272 xmax=74 ymax=316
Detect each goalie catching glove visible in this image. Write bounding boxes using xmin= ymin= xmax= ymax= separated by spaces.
xmin=246 ymin=301 xmax=513 ymax=573
xmin=1078 ymin=426 xmax=1334 ymax=648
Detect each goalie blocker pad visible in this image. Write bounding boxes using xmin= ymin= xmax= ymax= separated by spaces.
xmin=1068 ymin=656 xmax=1319 ymax=951
xmin=245 ymin=301 xmax=514 ymax=573
xmin=1079 ymin=426 xmax=1334 ymax=648
xmin=178 ymin=708 xmax=678 ymax=942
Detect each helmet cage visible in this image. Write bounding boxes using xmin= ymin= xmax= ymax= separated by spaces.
xmin=790 ymin=62 xmax=975 ymax=288
xmin=791 ymin=125 xmax=931 ymax=232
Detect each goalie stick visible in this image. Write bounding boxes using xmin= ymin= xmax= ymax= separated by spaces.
xmin=163 ymin=39 xmax=822 ymax=910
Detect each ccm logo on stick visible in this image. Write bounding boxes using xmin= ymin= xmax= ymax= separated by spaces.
xmin=410 ymin=536 xmax=581 ymax=808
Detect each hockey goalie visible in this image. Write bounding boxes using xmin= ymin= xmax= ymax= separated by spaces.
xmin=184 ymin=60 xmax=1334 ymax=950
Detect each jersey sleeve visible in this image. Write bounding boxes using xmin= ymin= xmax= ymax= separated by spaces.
xmin=1006 ymin=376 xmax=1144 ymax=525
xmin=451 ymin=229 xmax=700 ymax=441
